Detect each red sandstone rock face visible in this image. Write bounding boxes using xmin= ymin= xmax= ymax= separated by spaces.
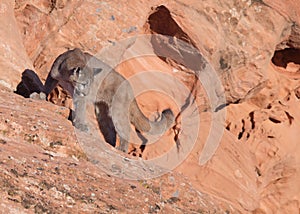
xmin=14 ymin=0 xmax=291 ymax=103
xmin=0 ymin=0 xmax=33 ymax=90
xmin=0 ymin=0 xmax=299 ymax=213
xmin=0 ymin=85 xmax=228 ymax=213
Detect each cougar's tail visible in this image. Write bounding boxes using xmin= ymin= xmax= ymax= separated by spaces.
xmin=129 ymin=100 xmax=174 ymax=136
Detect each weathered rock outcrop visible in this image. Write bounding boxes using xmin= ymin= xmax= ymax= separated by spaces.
xmin=14 ymin=0 xmax=293 ymax=104
xmin=0 ymin=0 xmax=299 ymax=213
xmin=0 ymin=0 xmax=33 ymax=90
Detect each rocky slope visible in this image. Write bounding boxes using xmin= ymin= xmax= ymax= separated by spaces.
xmin=0 ymin=0 xmax=300 ymax=213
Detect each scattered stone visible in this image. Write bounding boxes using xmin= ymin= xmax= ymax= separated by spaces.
xmin=0 ymin=139 xmax=7 ymax=144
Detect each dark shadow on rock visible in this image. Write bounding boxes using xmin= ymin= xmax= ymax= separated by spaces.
xmin=15 ymin=69 xmax=44 ymax=98
xmin=95 ymin=101 xmax=117 ymax=147
xmin=147 ymin=5 xmax=206 ymax=71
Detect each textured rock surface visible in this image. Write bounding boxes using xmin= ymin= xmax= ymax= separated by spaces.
xmin=0 ymin=86 xmax=228 ymax=213
xmin=225 ymin=62 xmax=300 ymax=213
xmin=14 ymin=0 xmax=292 ymax=104
xmin=0 ymin=0 xmax=299 ymax=213
xmin=0 ymin=0 xmax=33 ymax=90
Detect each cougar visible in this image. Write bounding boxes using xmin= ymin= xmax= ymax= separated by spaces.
xmin=43 ymin=48 xmax=174 ymax=152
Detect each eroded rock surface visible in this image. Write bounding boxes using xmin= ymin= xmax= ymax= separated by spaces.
xmin=0 ymin=0 xmax=33 ymax=90
xmin=0 ymin=86 xmax=228 ymax=213
xmin=0 ymin=0 xmax=299 ymax=213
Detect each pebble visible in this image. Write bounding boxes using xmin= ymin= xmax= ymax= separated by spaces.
xmin=63 ymin=184 xmax=71 ymax=191
xmin=110 ymin=15 xmax=115 ymax=21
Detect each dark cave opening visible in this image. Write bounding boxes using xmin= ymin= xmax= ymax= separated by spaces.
xmin=146 ymin=5 xmax=207 ymax=71
xmin=271 ymin=24 xmax=300 ymax=70
xmin=147 ymin=5 xmax=197 ymax=48
xmin=271 ymin=48 xmax=300 ymax=68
